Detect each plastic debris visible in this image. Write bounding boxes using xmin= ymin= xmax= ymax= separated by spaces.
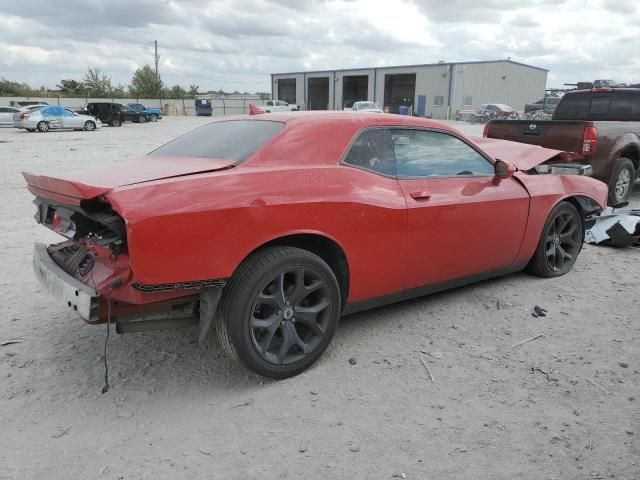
xmin=585 ymin=208 xmax=640 ymax=247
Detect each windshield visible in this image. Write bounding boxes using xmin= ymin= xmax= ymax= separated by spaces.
xmin=357 ymin=102 xmax=378 ymax=110
xmin=150 ymin=120 xmax=285 ymax=161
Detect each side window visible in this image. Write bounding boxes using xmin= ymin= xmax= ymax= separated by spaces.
xmin=63 ymin=109 xmax=74 ymax=117
xmin=589 ymin=96 xmax=611 ymax=116
xmin=0 ymin=108 xmax=6 ymax=112
xmin=267 ymin=101 xmax=274 ymax=106
xmin=343 ymin=129 xmax=396 ymax=176
xmin=391 ymin=129 xmax=494 ymax=178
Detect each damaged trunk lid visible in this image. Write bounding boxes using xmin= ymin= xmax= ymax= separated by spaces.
xmin=23 ymin=155 xmax=236 ymax=204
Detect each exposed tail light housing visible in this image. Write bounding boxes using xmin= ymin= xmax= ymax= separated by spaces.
xmin=582 ymin=126 xmax=597 ymax=156
xmin=482 ymin=121 xmax=490 ymax=137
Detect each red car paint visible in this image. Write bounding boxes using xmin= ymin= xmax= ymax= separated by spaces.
xmin=24 ymin=112 xmax=608 ymax=322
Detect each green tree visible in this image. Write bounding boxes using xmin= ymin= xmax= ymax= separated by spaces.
xmin=82 ymin=68 xmax=112 ymax=97
xmin=168 ymin=84 xmax=187 ymax=99
xmin=188 ymin=84 xmax=199 ymax=97
xmin=0 ymin=77 xmax=34 ymax=96
xmin=57 ymin=79 xmax=84 ymax=96
xmin=128 ymin=65 xmax=162 ymax=98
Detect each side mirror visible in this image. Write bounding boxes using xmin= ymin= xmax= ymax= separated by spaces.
xmin=494 ymin=159 xmax=515 ymax=179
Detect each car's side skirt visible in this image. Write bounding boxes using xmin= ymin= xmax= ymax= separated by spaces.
xmin=342 ymin=263 xmax=528 ymax=316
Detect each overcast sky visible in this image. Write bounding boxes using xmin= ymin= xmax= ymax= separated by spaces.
xmin=1 ymin=0 xmax=638 ymax=92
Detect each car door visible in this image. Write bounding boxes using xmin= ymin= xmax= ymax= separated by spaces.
xmin=0 ymin=107 xmax=17 ymax=124
xmin=391 ymin=128 xmax=530 ymax=290
xmin=62 ymin=109 xmax=82 ymax=129
xmin=40 ymin=106 xmax=64 ymax=129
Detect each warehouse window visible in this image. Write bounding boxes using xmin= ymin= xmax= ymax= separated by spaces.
xmin=463 ymin=95 xmax=473 ymax=106
xmin=434 ymin=96 xmax=444 ymax=106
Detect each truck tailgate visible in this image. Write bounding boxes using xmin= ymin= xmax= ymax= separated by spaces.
xmin=485 ymin=120 xmax=589 ymax=155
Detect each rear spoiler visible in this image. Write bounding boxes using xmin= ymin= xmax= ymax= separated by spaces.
xmin=23 ymin=172 xmax=111 ymax=206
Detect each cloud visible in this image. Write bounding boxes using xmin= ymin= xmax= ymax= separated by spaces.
xmin=0 ymin=0 xmax=638 ymax=92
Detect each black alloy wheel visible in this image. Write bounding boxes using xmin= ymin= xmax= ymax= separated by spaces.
xmin=216 ymin=246 xmax=341 ymax=378
xmin=250 ymin=266 xmax=331 ymax=366
xmin=527 ymin=201 xmax=583 ymax=277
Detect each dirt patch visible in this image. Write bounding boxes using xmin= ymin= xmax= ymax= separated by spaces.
xmin=1 ymin=119 xmax=638 ymax=479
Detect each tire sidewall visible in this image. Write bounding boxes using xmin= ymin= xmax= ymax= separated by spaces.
xmin=150 ymin=114 xmax=158 ymax=122
xmin=84 ymin=121 xmax=95 ymax=131
xmin=225 ymin=250 xmax=341 ymax=378
xmin=608 ymin=157 xmax=635 ymax=204
xmin=37 ymin=121 xmax=49 ymax=132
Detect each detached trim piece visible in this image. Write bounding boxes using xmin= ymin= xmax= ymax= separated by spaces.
xmin=132 ymin=278 xmax=227 ymax=293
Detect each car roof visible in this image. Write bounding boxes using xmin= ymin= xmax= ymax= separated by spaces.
xmin=237 ymin=111 xmax=461 ymax=133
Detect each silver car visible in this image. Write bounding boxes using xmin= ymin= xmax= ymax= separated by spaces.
xmin=14 ymin=105 xmax=102 ymax=132
xmin=0 ymin=106 xmax=21 ymax=126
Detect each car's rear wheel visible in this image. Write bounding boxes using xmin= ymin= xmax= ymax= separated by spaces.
xmin=216 ymin=246 xmax=341 ymax=379
xmin=83 ymin=121 xmax=96 ymax=131
xmin=608 ymin=157 xmax=635 ymax=205
xmin=37 ymin=121 xmax=49 ymax=132
xmin=526 ymin=201 xmax=583 ymax=278
xmin=110 ymin=119 xmax=122 ymax=127
xmin=137 ymin=114 xmax=147 ymax=123
xmin=149 ymin=114 xmax=158 ymax=122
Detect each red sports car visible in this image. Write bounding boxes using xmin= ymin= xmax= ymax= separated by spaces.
xmin=25 ymin=112 xmax=608 ymax=378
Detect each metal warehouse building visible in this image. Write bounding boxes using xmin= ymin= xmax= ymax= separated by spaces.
xmin=271 ymin=59 xmax=547 ymax=119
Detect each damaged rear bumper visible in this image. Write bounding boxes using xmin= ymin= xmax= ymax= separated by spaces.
xmin=33 ymin=242 xmax=99 ymax=321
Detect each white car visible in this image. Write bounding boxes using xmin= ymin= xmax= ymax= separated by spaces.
xmin=345 ymin=101 xmax=384 ymax=113
xmin=0 ymin=106 xmax=21 ymax=126
xmin=259 ymin=100 xmax=300 ymax=112
xmin=14 ymin=105 xmax=102 ymax=132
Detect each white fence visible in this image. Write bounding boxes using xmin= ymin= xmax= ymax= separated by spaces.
xmin=0 ymin=96 xmax=265 ymax=116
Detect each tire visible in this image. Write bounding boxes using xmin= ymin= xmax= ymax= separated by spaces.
xmin=37 ymin=121 xmax=49 ymax=132
xmin=83 ymin=121 xmax=96 ymax=131
xmin=526 ymin=201 xmax=583 ymax=278
xmin=216 ymin=246 xmax=341 ymax=379
xmin=137 ymin=114 xmax=147 ymax=123
xmin=608 ymin=157 xmax=635 ymax=205
xmin=149 ymin=114 xmax=158 ymax=122
xmin=110 ymin=119 xmax=122 ymax=127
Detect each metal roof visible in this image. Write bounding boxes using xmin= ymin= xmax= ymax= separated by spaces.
xmin=271 ymin=59 xmax=548 ymax=77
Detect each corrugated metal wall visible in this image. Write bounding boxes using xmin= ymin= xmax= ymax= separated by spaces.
xmin=449 ymin=62 xmax=547 ymax=113
xmin=272 ymin=60 xmax=548 ymax=117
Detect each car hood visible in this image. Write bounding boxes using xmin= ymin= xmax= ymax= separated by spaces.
xmin=471 ymin=136 xmax=570 ymax=171
xmin=23 ymin=155 xmax=235 ymax=203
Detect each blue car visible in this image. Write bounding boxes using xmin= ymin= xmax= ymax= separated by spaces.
xmin=127 ymin=103 xmax=162 ymax=122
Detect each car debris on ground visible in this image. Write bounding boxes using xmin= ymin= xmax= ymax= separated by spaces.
xmin=585 ymin=207 xmax=640 ymax=247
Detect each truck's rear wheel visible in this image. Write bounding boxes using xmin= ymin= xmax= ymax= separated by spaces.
xmin=216 ymin=246 xmax=341 ymax=379
xmin=608 ymin=157 xmax=635 ymax=205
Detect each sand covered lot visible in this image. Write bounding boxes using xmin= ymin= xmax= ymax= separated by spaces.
xmin=1 ymin=117 xmax=638 ymax=479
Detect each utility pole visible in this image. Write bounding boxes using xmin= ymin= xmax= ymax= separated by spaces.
xmin=152 ymin=40 xmax=161 ymax=108
xmin=153 ymin=40 xmax=160 ymax=79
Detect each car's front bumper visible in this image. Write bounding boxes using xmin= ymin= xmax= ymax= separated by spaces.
xmin=32 ymin=243 xmax=99 ymax=321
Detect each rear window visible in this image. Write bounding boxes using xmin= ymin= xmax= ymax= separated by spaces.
xmin=555 ymin=92 xmax=640 ymax=120
xmin=150 ymin=120 xmax=285 ymax=161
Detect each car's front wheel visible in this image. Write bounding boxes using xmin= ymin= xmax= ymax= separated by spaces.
xmin=149 ymin=114 xmax=158 ymax=122
xmin=216 ymin=246 xmax=341 ymax=379
xmin=83 ymin=121 xmax=96 ymax=131
xmin=526 ymin=201 xmax=583 ymax=278
xmin=110 ymin=118 xmax=122 ymax=127
xmin=608 ymin=157 xmax=635 ymax=205
xmin=37 ymin=121 xmax=49 ymax=132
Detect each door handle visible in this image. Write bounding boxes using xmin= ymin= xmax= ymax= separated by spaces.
xmin=410 ymin=191 xmax=431 ymax=201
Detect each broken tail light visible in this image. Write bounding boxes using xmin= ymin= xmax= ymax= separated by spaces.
xmin=582 ymin=126 xmax=597 ymax=156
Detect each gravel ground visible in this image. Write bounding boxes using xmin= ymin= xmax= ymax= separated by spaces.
xmin=0 ymin=117 xmax=638 ymax=480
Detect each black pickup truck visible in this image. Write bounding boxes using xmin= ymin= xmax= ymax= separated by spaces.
xmin=485 ymin=88 xmax=640 ymax=204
